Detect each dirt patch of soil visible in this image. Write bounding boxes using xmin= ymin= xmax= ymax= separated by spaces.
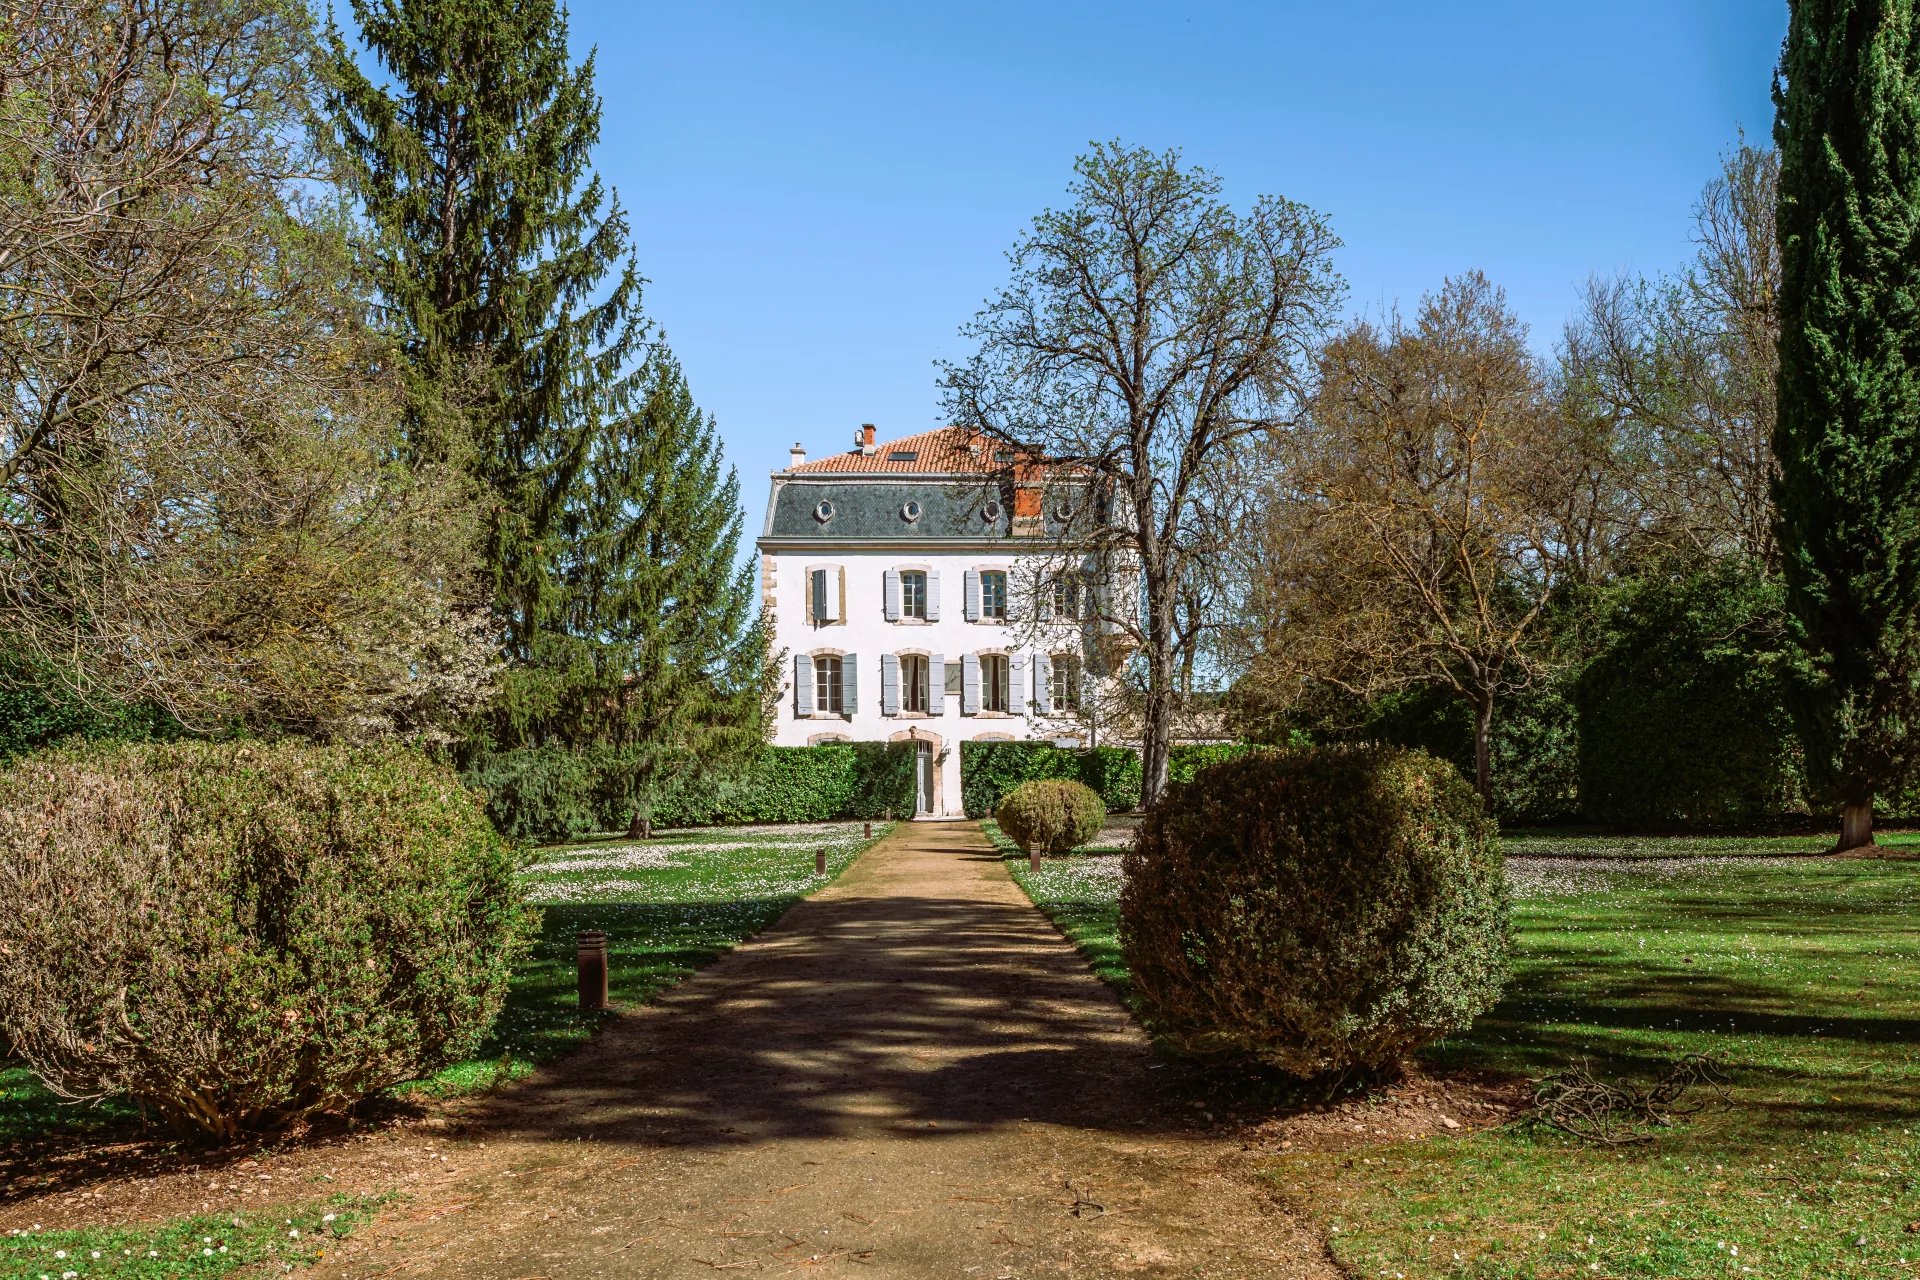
xmin=0 ymin=1112 xmax=475 ymax=1234
xmin=1226 ymin=1066 xmax=1532 ymax=1156
xmin=1832 ymin=844 xmax=1920 ymax=861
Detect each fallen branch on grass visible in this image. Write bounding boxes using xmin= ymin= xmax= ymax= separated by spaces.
xmin=1532 ymin=1054 xmax=1732 ymax=1144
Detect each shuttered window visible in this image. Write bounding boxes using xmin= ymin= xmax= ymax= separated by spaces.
xmin=810 ymin=567 xmax=841 ymax=623
xmin=814 ymin=655 xmax=843 ymax=714
xmin=979 ymin=571 xmax=1007 ymax=620
xmin=1049 ymin=575 xmax=1089 ymax=620
xmin=902 ymin=654 xmax=929 ymax=712
xmin=901 ymin=570 xmax=927 ymax=620
xmin=981 ymin=654 xmax=1010 ymax=712
xmin=1050 ymin=653 xmax=1082 ymax=711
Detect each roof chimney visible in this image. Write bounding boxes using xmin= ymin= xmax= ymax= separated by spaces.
xmin=859 ymin=423 xmax=878 ymax=456
xmin=788 ymin=442 xmax=806 ymax=469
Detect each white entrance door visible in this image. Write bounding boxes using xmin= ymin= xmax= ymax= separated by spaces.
xmin=915 ymin=742 xmax=935 ymax=816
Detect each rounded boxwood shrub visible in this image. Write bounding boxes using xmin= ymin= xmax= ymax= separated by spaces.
xmin=0 ymin=740 xmax=536 ymax=1141
xmin=995 ymin=778 xmax=1106 ymax=854
xmin=1120 ymin=744 xmax=1508 ymax=1078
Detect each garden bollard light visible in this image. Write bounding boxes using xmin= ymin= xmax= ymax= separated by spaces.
xmin=815 ymin=847 xmax=828 ymax=876
xmin=1029 ymin=848 xmax=1040 ymax=874
xmin=577 ymin=929 xmax=608 ymax=1011
xmin=863 ymin=821 xmax=872 ymax=839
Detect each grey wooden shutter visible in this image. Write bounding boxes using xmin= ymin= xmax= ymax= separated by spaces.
xmin=883 ymin=569 xmax=901 ymax=622
xmin=929 ymin=653 xmax=945 ymax=702
xmin=925 ymin=570 xmax=941 ymax=621
xmin=841 ymin=653 xmax=858 ymax=713
xmin=881 ymin=653 xmax=900 ymax=715
xmin=794 ymin=653 xmax=814 ymax=715
xmin=1033 ymin=653 xmax=1053 ymax=714
xmin=1010 ymin=653 xmax=1027 ymax=714
xmin=962 ymin=653 xmax=980 ymax=714
xmin=812 ymin=568 xmax=840 ymax=622
xmin=964 ymin=569 xmax=981 ymax=621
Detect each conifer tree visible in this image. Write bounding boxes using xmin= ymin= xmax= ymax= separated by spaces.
xmin=1774 ymin=0 xmax=1920 ymax=849
xmin=554 ymin=355 xmax=767 ymax=836
xmin=325 ymin=0 xmax=648 ymax=683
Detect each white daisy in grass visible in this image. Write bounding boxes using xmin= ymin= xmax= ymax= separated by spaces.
xmin=531 ymin=845 xmax=688 ymax=875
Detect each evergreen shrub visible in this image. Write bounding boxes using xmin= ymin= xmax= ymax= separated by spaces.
xmin=1120 ymin=745 xmax=1509 ymax=1078
xmin=467 ymin=745 xmax=602 ymax=843
xmin=1168 ymin=742 xmax=1261 ymax=784
xmin=961 ymin=742 xmax=1140 ymax=815
xmin=0 ymin=741 xmax=534 ymax=1141
xmin=0 ymin=650 xmax=179 ymax=761
xmin=1351 ymin=683 xmax=1579 ymax=824
xmin=468 ymin=742 xmax=918 ymax=843
xmin=1574 ymin=562 xmax=1807 ymax=828
xmin=994 ymin=779 xmax=1106 ymax=854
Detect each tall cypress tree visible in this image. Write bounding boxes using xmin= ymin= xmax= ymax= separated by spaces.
xmin=325 ymin=0 xmax=647 ymax=686
xmin=1774 ymin=0 xmax=1920 ymax=849
xmin=554 ymin=354 xmax=767 ymax=836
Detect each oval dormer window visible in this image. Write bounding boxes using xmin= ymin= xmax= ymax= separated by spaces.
xmin=901 ymin=500 xmax=922 ymax=523
xmin=814 ymin=499 xmax=835 ymax=523
xmin=981 ymin=500 xmax=1003 ymax=523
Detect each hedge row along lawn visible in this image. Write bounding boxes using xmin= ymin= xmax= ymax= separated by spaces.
xmin=2 ymin=822 xmax=890 ymax=1134
xmin=997 ymin=824 xmax=1920 ymax=1280
xmin=0 ymin=1195 xmax=381 ymax=1280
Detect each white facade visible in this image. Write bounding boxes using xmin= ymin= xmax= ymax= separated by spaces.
xmin=757 ymin=429 xmax=1103 ymax=818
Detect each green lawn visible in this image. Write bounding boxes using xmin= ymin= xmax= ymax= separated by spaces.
xmin=1501 ymin=828 xmax=1920 ymax=859
xmin=2 ymin=822 xmax=889 ymax=1133
xmin=410 ymin=819 xmax=887 ymax=1095
xmin=998 ymin=824 xmax=1920 ymax=1279
xmin=1 ymin=1196 xmax=381 ymax=1280
xmin=984 ymin=818 xmax=1133 ymax=993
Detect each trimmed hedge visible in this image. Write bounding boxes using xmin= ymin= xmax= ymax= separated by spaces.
xmin=961 ymin=741 xmax=1142 ymax=815
xmin=1342 ymin=682 xmax=1580 ymax=824
xmin=1574 ymin=562 xmax=1807 ymax=828
xmin=995 ymin=779 xmax=1106 ymax=853
xmin=0 ymin=650 xmax=179 ymax=761
xmin=468 ymin=742 xmax=918 ymax=844
xmin=1120 ymin=744 xmax=1509 ymax=1078
xmin=0 ymin=740 xmax=534 ymax=1141
xmin=1168 ymin=742 xmax=1262 ymax=784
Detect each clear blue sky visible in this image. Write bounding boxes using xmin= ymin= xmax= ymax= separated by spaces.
xmin=558 ymin=2 xmax=1786 ymax=544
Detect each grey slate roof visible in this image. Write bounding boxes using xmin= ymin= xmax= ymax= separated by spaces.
xmin=763 ymin=479 xmax=1018 ymax=541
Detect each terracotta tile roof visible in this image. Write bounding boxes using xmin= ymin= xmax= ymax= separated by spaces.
xmin=786 ymin=426 xmax=1009 ymax=475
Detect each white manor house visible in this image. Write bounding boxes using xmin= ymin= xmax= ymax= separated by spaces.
xmin=757 ymin=424 xmax=1121 ymax=818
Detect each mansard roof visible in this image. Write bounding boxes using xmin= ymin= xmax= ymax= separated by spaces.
xmin=761 ymin=426 xmax=1097 ymax=546
xmin=763 ymin=477 xmax=1013 ymax=541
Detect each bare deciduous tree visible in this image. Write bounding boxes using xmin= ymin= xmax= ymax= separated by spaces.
xmin=0 ymin=0 xmax=492 ymax=739
xmin=1561 ymin=140 xmax=1780 ymax=565
xmin=941 ymin=142 xmax=1343 ymax=806
xmin=1243 ymin=273 xmax=1592 ymax=799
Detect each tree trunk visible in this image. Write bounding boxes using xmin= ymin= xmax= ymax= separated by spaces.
xmin=1140 ymin=679 xmax=1173 ymax=810
xmin=1836 ymin=799 xmax=1874 ymax=852
xmin=627 ymin=811 xmax=651 ymax=841
xmin=1138 ymin=596 xmax=1177 ymax=810
xmin=1472 ymin=695 xmax=1494 ymax=803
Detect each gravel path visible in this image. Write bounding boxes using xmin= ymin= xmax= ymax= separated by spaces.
xmin=314 ymin=821 xmax=1331 ymax=1279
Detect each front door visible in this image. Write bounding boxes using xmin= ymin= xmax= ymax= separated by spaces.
xmin=915 ymin=742 xmax=934 ymax=816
